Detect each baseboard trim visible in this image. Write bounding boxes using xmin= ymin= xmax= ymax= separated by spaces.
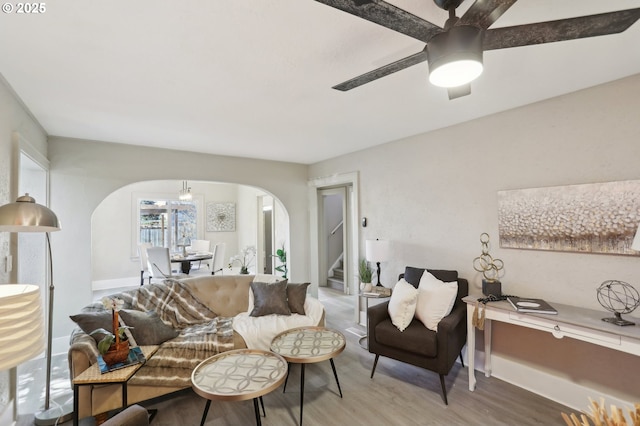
xmin=92 ymin=276 xmax=139 ymax=291
xmin=470 ymin=351 xmax=635 ymax=413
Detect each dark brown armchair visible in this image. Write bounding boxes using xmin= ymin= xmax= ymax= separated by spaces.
xmin=367 ymin=267 xmax=468 ymax=404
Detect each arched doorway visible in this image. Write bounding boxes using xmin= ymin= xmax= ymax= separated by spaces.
xmin=90 ymin=180 xmax=290 ymax=292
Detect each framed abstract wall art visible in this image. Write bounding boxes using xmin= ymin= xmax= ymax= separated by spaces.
xmin=498 ymin=180 xmax=640 ymax=255
xmin=206 ymin=202 xmax=236 ymax=232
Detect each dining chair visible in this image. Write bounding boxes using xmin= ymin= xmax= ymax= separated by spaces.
xmin=188 ymin=239 xmax=212 ymax=270
xmin=211 ymin=243 xmax=226 ymax=275
xmin=137 ymin=242 xmax=152 ymax=286
xmin=146 ymin=247 xmax=187 ymax=283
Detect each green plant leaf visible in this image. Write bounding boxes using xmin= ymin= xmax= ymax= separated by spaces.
xmin=97 ymin=335 xmax=115 ymax=355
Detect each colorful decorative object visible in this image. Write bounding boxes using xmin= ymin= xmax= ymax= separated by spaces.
xmin=498 ymin=180 xmax=640 ymax=255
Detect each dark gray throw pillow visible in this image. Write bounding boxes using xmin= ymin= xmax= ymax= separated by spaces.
xmin=119 ymin=309 xmax=179 ymax=345
xmin=287 ymin=283 xmax=310 ymax=315
xmin=250 ymin=281 xmax=291 ymax=317
xmin=403 ymin=267 xmax=459 ymax=288
xmin=70 ymin=311 xmax=112 ymax=343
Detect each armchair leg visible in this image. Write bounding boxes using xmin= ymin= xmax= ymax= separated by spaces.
xmin=439 ymin=374 xmax=448 ymax=405
xmin=370 ymin=355 xmax=379 ymax=379
xmin=459 ymin=352 xmax=465 ymax=368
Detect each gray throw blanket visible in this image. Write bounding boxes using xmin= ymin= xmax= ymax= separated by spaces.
xmin=79 ymin=279 xmax=234 ymax=388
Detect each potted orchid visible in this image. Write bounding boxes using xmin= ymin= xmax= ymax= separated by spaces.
xmin=229 ymin=245 xmax=256 ymax=274
xmin=90 ymin=297 xmax=131 ymax=363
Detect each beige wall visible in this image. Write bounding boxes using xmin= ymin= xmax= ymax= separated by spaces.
xmin=0 ymin=76 xmax=48 ymax=424
xmin=0 ymin=77 xmax=48 ymax=285
xmin=48 ymin=137 xmax=309 ymax=338
xmin=309 ymin=74 xmax=640 ymax=407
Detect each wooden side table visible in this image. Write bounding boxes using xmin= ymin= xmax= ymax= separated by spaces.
xmin=270 ymin=326 xmax=346 ymax=426
xmin=72 ymin=345 xmax=159 ymax=426
xmin=191 ymin=349 xmax=287 ymax=426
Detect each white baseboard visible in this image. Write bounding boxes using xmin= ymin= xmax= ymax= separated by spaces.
xmin=92 ymin=276 xmax=139 ymax=291
xmin=470 ymin=350 xmax=635 ymax=413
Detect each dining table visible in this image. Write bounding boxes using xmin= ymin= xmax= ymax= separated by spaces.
xmin=170 ymin=253 xmax=213 ymax=274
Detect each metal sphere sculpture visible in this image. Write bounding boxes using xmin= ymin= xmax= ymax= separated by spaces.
xmin=596 ymin=280 xmax=640 ymax=326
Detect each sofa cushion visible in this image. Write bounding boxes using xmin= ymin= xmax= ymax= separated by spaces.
xmin=287 ymin=283 xmax=310 ymax=315
xmin=248 ymin=278 xmax=289 ymax=312
xmin=250 ymin=281 xmax=291 ymax=317
xmin=387 ymin=279 xmax=419 ymax=332
xmin=415 ymin=271 xmax=458 ymax=331
xmin=119 ymin=309 xmax=179 ymax=345
xmin=374 ymin=318 xmax=438 ymax=357
xmin=70 ymin=311 xmax=112 ymax=342
xmin=403 ymin=267 xmax=459 ymax=288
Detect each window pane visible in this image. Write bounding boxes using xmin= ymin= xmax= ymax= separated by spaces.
xmin=139 ymin=199 xmax=197 ymax=252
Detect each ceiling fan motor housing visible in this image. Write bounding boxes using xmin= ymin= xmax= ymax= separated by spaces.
xmin=427 ymin=25 xmax=484 ymax=87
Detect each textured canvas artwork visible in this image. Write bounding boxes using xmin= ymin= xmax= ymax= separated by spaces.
xmin=498 ymin=180 xmax=640 ymax=255
xmin=207 ymin=202 xmax=236 ymax=232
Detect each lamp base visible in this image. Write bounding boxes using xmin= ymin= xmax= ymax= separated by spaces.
xmin=34 ymin=401 xmax=73 ymax=426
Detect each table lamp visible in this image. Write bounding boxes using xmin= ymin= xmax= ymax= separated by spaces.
xmin=365 ymin=239 xmax=390 ymax=286
xmin=0 ymin=194 xmax=72 ymax=425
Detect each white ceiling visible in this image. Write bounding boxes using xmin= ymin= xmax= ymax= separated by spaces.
xmin=1 ymin=0 xmax=639 ymax=164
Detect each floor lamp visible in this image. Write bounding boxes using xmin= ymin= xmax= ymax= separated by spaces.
xmin=0 ymin=194 xmax=73 ymax=425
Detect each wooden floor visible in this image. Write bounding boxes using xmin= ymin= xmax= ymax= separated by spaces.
xmin=16 ymin=285 xmax=573 ymax=425
xmin=137 ymin=287 xmax=572 ymax=426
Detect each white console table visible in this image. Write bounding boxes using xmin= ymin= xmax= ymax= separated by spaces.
xmin=463 ymin=295 xmax=640 ymax=391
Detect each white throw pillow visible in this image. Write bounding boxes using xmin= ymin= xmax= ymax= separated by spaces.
xmin=387 ymin=279 xmax=419 ymax=332
xmin=415 ymin=271 xmax=458 ymax=331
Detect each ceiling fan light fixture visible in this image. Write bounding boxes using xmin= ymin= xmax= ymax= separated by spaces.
xmin=428 ymin=25 xmax=483 ymax=88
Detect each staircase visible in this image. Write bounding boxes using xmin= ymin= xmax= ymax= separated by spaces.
xmin=327 ymin=260 xmax=344 ymax=291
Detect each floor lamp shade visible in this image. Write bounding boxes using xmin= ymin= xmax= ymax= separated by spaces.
xmin=0 ymin=284 xmax=45 ymax=370
xmin=0 ymin=194 xmax=60 ymax=232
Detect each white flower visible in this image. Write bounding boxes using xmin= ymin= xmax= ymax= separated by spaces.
xmin=101 ymin=297 xmax=124 ymax=312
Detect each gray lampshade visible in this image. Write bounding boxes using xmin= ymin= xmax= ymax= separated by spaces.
xmin=0 ymin=194 xmax=61 ymax=232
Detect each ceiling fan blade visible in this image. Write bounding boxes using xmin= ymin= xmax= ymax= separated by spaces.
xmin=447 ymin=84 xmax=471 ymax=99
xmin=483 ymin=8 xmax=640 ymax=50
xmin=314 ymin=0 xmax=442 ymax=43
xmin=333 ymin=49 xmax=429 ymax=91
xmin=459 ymin=0 xmax=518 ymax=29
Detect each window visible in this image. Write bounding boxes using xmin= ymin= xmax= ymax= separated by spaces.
xmin=139 ymin=199 xmax=197 ymax=252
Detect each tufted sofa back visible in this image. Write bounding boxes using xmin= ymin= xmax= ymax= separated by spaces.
xmin=180 ymin=274 xmax=254 ymax=317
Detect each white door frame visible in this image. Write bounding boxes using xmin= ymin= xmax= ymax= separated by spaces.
xmin=309 ymin=171 xmax=360 ymax=323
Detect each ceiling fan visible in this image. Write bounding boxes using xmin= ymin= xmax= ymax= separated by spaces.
xmin=314 ymin=0 xmax=640 ymax=99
